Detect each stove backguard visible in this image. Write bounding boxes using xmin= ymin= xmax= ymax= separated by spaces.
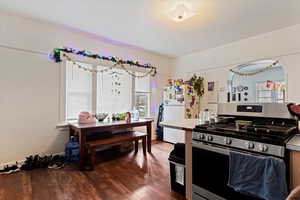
xmin=217 ymin=103 xmax=295 ymax=120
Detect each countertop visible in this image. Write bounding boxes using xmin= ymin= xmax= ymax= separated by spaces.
xmin=287 ymin=135 xmax=300 ymax=151
xmin=160 ymin=119 xmax=199 ymax=131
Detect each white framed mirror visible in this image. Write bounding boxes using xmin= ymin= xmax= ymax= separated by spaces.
xmin=228 ymin=60 xmax=286 ymax=103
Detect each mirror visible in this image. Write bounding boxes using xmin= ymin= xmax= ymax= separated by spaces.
xmin=228 ymin=60 xmax=286 ymax=103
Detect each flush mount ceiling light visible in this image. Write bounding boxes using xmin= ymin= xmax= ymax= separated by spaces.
xmin=167 ymin=2 xmax=196 ymax=22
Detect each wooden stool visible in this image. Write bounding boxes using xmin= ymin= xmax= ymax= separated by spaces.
xmin=86 ymin=131 xmax=147 ymax=170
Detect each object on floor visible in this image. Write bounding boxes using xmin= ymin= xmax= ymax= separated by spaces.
xmin=65 ymin=136 xmax=80 ymax=162
xmin=0 ymin=164 xmax=20 ymax=175
xmin=169 ymin=143 xmax=186 ymax=195
xmin=21 ymin=154 xmax=65 ymax=170
xmin=86 ymin=131 xmax=147 ymax=170
xmin=0 ymin=154 xmax=66 ymax=175
xmin=228 ymin=151 xmax=288 ymax=200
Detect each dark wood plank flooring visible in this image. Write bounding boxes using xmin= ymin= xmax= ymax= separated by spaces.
xmin=0 ymin=141 xmax=185 ymax=200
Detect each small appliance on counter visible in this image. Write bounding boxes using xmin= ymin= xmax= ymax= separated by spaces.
xmin=192 ymin=103 xmax=298 ymax=200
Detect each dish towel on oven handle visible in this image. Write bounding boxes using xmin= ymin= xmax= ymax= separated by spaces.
xmin=228 ymin=151 xmax=288 ymax=200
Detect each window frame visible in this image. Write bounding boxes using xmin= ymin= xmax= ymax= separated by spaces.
xmin=60 ymin=61 xmax=151 ymax=121
xmin=135 ymin=91 xmax=151 ymax=118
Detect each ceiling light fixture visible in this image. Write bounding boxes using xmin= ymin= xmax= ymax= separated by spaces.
xmin=167 ymin=2 xmax=195 ymax=22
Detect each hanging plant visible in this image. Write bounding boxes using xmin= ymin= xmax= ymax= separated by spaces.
xmin=189 ymin=74 xmax=205 ymax=97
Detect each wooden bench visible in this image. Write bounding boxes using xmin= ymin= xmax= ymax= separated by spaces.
xmin=86 ymin=131 xmax=147 ymax=170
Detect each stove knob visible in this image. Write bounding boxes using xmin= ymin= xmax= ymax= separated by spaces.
xmin=193 ymin=133 xmax=198 ymax=140
xmin=258 ymin=144 xmax=268 ymax=152
xmin=198 ymin=133 xmax=205 ymax=140
xmin=246 ymin=142 xmax=255 ymax=149
xmin=224 ymin=138 xmax=232 ymax=145
xmin=207 ymin=135 xmax=213 ymax=141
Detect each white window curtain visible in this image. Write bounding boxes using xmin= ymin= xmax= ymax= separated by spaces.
xmin=97 ymin=68 xmax=132 ymax=114
xmin=66 ymin=61 xmax=92 ymax=119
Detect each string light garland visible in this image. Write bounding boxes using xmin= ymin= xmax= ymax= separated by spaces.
xmin=230 ymin=60 xmax=279 ymax=76
xmin=117 ymin=62 xmax=156 ymax=78
xmin=49 ymin=47 xmax=157 ymax=78
xmin=63 ymin=53 xmax=111 ymax=73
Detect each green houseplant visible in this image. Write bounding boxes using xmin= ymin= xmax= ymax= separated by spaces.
xmin=190 ymin=74 xmax=205 ymax=97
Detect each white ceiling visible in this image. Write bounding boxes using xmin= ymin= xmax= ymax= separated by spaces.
xmin=1 ymin=0 xmax=300 ymax=57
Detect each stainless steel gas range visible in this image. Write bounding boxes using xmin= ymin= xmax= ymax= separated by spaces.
xmin=192 ymin=103 xmax=298 ymax=200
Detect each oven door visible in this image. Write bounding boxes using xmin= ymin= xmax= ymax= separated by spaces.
xmin=192 ymin=141 xmax=264 ymax=200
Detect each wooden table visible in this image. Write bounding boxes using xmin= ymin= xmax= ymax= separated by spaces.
xmin=69 ymin=119 xmax=153 ymax=170
xmin=160 ymin=119 xmax=198 ymax=200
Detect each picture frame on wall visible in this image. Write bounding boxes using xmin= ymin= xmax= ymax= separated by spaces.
xmin=208 ymin=81 xmax=215 ymax=91
xmin=207 ymin=81 xmax=219 ymax=104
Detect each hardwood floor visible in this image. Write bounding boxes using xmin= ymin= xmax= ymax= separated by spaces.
xmin=0 ymin=141 xmax=185 ymax=200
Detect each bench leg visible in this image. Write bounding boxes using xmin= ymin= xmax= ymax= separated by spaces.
xmin=142 ymin=137 xmax=146 ymax=156
xmin=134 ymin=140 xmax=139 ymax=154
xmin=91 ymin=148 xmax=96 ymax=170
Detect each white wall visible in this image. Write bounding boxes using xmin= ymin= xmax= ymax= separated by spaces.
xmin=0 ymin=12 xmax=173 ymax=165
xmin=174 ymin=24 xmax=300 ymax=112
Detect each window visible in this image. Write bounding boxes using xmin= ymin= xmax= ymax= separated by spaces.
xmin=66 ymin=61 xmax=92 ymax=119
xmin=135 ymin=72 xmax=151 ymax=117
xmin=256 ymin=81 xmax=285 ymax=103
xmin=65 ymin=62 xmax=150 ymax=120
xmin=97 ymin=68 xmax=132 ymax=114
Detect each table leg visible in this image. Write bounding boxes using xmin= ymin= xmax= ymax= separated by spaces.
xmin=79 ymin=129 xmax=87 ymax=170
xmin=142 ymin=137 xmax=146 ymax=156
xmin=185 ymin=130 xmax=193 ymax=200
xmin=146 ymin=122 xmax=152 ymax=153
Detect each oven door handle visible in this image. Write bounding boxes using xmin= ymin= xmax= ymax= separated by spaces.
xmin=192 ymin=141 xmax=266 ymax=157
xmin=192 ymin=141 xmax=231 ymax=156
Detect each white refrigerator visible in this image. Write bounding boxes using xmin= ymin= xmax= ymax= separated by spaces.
xmin=163 ymin=85 xmax=199 ymax=144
